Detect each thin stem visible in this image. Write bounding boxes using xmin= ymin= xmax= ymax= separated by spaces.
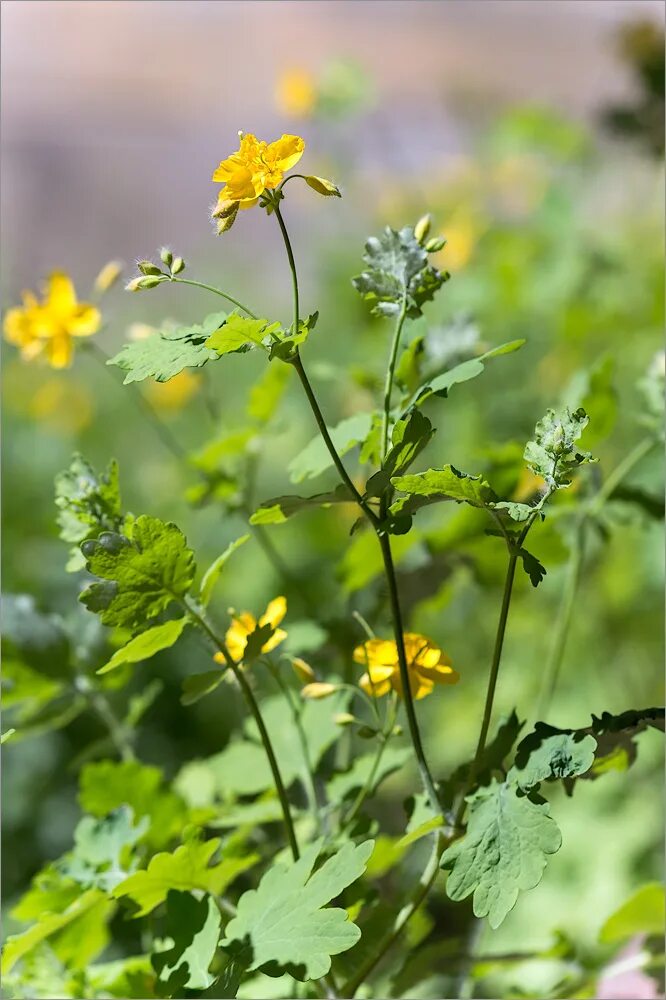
xmin=379 ymin=532 xmax=443 ymax=815
xmin=342 ymin=830 xmax=446 ymax=998
xmin=381 ymin=299 xmax=408 ymax=462
xmin=590 ymin=435 xmax=657 ymax=512
xmin=183 ymin=599 xmax=300 ymax=861
xmin=85 ymin=341 xmax=188 ymax=463
xmin=75 ymin=677 xmax=135 ymax=762
xmin=272 ymin=202 xmax=299 ymax=334
xmin=167 ymin=276 xmax=257 ymax=318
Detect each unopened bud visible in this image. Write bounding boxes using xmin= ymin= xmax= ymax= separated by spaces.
xmin=301 ymin=682 xmax=338 ymax=700
xmin=171 ymin=256 xmax=185 ymax=275
xmin=305 ymin=175 xmax=341 ymax=198
xmin=134 ymin=276 xmax=163 ymax=290
xmin=137 ymin=260 xmax=162 ymax=276
xmin=333 ymin=712 xmax=356 ymax=727
xmin=357 ymin=725 xmax=378 ymax=739
xmin=414 ymin=214 xmax=431 ymax=244
xmin=94 ymin=260 xmax=123 ymax=294
xmin=291 ymin=657 xmax=315 ymax=684
xmin=425 ymin=236 xmax=446 ymax=253
xmin=160 ymin=247 xmax=174 ymax=267
xmin=125 ymin=277 xmax=143 ymax=292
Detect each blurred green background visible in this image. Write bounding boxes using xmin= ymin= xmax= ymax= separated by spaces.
xmin=2 ymin=2 xmax=664 ymax=996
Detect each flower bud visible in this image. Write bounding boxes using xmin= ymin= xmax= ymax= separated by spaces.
xmin=137 ymin=260 xmax=162 ymax=276
xmin=128 ymin=276 xmax=163 ymax=291
xmin=160 ymin=247 xmax=174 ymax=267
xmin=301 ymin=682 xmax=338 ymax=700
xmin=305 ymin=175 xmax=341 ymax=198
xmin=425 ymin=236 xmax=446 ymax=253
xmin=357 ymin=725 xmax=378 ymax=739
xmin=333 ymin=712 xmax=356 ymax=726
xmin=414 ymin=213 xmax=431 ymax=244
xmin=291 ymin=657 xmax=315 ymax=684
xmin=94 ymin=260 xmax=123 ymax=294
xmin=171 ymin=256 xmax=185 ymax=275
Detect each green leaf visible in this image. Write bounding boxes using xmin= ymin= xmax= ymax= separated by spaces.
xmin=2 ymin=594 xmax=71 ymax=679
xmin=398 ymin=814 xmax=445 ymax=848
xmin=352 ymin=225 xmax=448 ymax=318
xmin=180 ymin=670 xmax=225 ymax=706
xmin=247 ymin=363 xmax=291 ymax=424
xmin=518 ymin=547 xmax=547 ymax=588
xmin=390 ymin=465 xmax=497 ymax=520
xmin=410 ymin=339 xmax=525 ymax=409
xmin=563 ymin=354 xmax=617 ymax=448
xmin=113 ymin=837 xmax=257 ymax=917
xmin=60 ymin=806 xmax=149 ymax=891
xmin=288 ymin=413 xmax=374 ymax=483
xmin=250 ymin=485 xmax=353 ymax=525
xmin=80 ymin=515 xmax=195 ymax=630
xmin=2 ymin=890 xmax=112 ymax=975
xmin=523 ymin=407 xmax=595 ymax=488
xmin=78 ymin=760 xmax=187 ymax=849
xmin=328 ymin=746 xmax=410 ymax=802
xmin=599 ymin=883 xmax=665 ymax=944
xmin=223 ymin=839 xmax=374 ymax=980
xmin=268 ymin=312 xmax=318 ymax=362
xmin=152 ymin=891 xmax=221 ymax=994
xmin=55 ymin=455 xmax=123 ymax=571
xmin=509 ymin=732 xmax=597 ymax=791
xmin=366 ymin=409 xmax=435 ymax=497
xmin=98 ymin=618 xmax=189 ymax=674
xmin=441 ymin=779 xmax=562 ymax=928
xmin=109 ymin=312 xmax=227 ymax=383
xmin=205 ymin=315 xmax=280 ymax=355
xmin=199 ymin=535 xmax=249 ymax=607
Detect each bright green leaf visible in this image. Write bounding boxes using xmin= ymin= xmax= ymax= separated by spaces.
xmin=390 ymin=465 xmax=497 ymax=519
xmin=599 ymin=883 xmax=665 ymax=944
xmin=98 ymin=618 xmax=189 ymax=674
xmin=250 ymin=485 xmax=353 ymax=525
xmin=55 ymin=455 xmax=123 ymax=571
xmin=205 ymin=315 xmax=280 ymax=355
xmin=108 ymin=312 xmax=227 ymax=383
xmin=288 ymin=413 xmax=374 ymax=483
xmin=199 ymin=535 xmax=249 ymax=607
xmin=410 ymin=339 xmax=525 ymax=408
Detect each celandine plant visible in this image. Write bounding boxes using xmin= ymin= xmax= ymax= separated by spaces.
xmin=2 ymin=133 xmax=664 ymax=1000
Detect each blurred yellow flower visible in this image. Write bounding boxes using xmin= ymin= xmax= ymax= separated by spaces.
xmin=354 ymin=633 xmax=458 ymax=700
xmin=215 ymin=596 xmax=288 ymax=664
xmin=437 ymin=216 xmax=480 ymax=272
xmin=276 ymin=68 xmax=317 ymax=118
xmin=212 ymin=132 xmax=305 ymax=232
xmin=145 ymin=370 xmax=201 ymax=412
xmin=3 ymin=272 xmax=101 ymax=368
xmin=93 ymin=260 xmax=123 ymax=295
xmin=27 ymin=376 xmax=94 ymax=434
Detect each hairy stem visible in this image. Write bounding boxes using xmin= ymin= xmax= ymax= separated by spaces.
xmin=168 ymin=276 xmax=257 ymax=318
xmin=381 ymin=299 xmax=408 ymax=461
xmin=183 ymin=600 xmax=300 ymax=861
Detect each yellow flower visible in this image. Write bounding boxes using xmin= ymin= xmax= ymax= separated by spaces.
xmin=211 ymin=132 xmax=305 ymax=231
xmin=3 ymin=272 xmax=101 ymax=369
xmin=214 ymin=596 xmax=288 ymax=664
xmin=276 ymin=68 xmax=317 ymax=118
xmin=354 ymin=633 xmax=458 ymax=701
xmin=145 ymin=370 xmax=201 ymax=412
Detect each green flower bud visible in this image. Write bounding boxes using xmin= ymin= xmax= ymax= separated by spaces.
xmin=171 ymin=256 xmax=185 ymax=275
xmin=414 ymin=213 xmax=431 ymax=243
xmin=136 ymin=276 xmax=163 ymax=290
xmin=137 ymin=260 xmax=162 ymax=276
xmin=425 ymin=236 xmax=446 ymax=253
xmin=160 ymin=247 xmax=174 ymax=267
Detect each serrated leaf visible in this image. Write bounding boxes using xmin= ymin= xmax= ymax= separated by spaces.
xmin=441 ymin=780 xmax=562 ymax=928
xmin=55 ymin=455 xmax=123 ymax=571
xmin=205 ymin=315 xmax=280 ymax=355
xmin=410 ymin=339 xmax=525 ymax=409
xmin=113 ymin=838 xmax=257 ymax=917
xmin=98 ymin=618 xmax=189 ymax=675
xmin=288 ymin=413 xmax=374 ymax=483
xmin=109 ymin=312 xmax=227 ymax=383
xmin=80 ymin=515 xmax=195 ymax=630
xmin=352 ymin=225 xmax=447 ymax=318
xmin=509 ymin=732 xmax=597 ymax=791
xmin=250 ymin=484 xmax=353 ymax=525
xmin=152 ymin=892 xmax=221 ymax=993
xmin=366 ymin=409 xmax=435 ymax=497
xmin=523 ymin=407 xmax=595 ymax=488
xmin=199 ymin=535 xmax=249 ymax=607
xmin=390 ymin=465 xmax=497 ymax=520
xmin=223 ymin=839 xmax=373 ymax=980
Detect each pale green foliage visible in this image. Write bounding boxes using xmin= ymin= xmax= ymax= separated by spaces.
xmin=54 ymin=455 xmax=123 ymax=571
xmin=408 ymin=339 xmax=525 ymax=409
xmin=80 ymin=515 xmax=195 ymax=630
xmin=509 ymin=732 xmax=597 ymax=790
xmin=98 ymin=618 xmax=189 ymax=674
xmin=352 ymin=224 xmax=447 ymax=318
xmin=391 ymin=465 xmax=496 ymax=518
xmin=599 ymin=883 xmax=665 ymax=943
xmin=250 ymin=484 xmax=352 ymax=524
xmin=223 ymin=839 xmax=374 ymax=980
xmin=152 ymin=891 xmax=221 ymax=992
xmin=60 ymin=807 xmax=149 ymax=891
xmin=289 ymin=412 xmax=374 ymax=483
xmin=199 ymin=535 xmax=249 ymax=606
xmin=108 ymin=312 xmax=227 ymax=383
xmin=113 ymin=836 xmax=257 ymax=916
xmin=523 ymin=406 xmax=595 ymax=487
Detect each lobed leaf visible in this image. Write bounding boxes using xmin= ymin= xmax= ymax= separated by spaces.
xmin=108 ymin=312 xmax=227 ymax=383
xmin=55 ymin=455 xmax=123 ymax=571
xmin=352 ymin=225 xmax=448 ymax=318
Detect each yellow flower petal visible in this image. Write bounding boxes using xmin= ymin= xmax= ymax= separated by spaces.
xmin=353 ymin=638 xmax=397 ymax=668
xmin=68 ymin=304 xmax=101 ymax=337
xmin=260 ymin=596 xmax=287 ymax=629
xmin=44 ymin=334 xmax=74 ymax=369
xmin=359 ymin=672 xmax=392 ymax=699
xmin=267 ymin=134 xmax=305 ymax=172
xmin=301 ymin=682 xmax=338 ymax=700
xmin=261 ymin=626 xmax=287 ymax=655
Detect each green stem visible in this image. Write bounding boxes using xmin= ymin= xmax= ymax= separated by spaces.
xmin=381 ymin=299 xmax=408 ymax=462
xmin=183 ymin=600 xmax=300 ymax=861
xmin=590 ymin=435 xmax=657 ymax=512
xmin=268 ymin=663 xmax=322 ymax=833
xmin=76 ymin=676 xmax=135 ymax=762
xmin=342 ymin=734 xmax=388 ymax=830
xmin=272 ymin=203 xmax=300 ymax=334
xmin=342 ymin=830 xmax=447 ymax=997
xmin=168 ymin=276 xmax=257 ymax=318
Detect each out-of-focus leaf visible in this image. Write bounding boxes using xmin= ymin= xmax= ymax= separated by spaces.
xmin=59 ymin=806 xmax=149 ymax=891
xmin=250 ymin=484 xmax=353 ymax=525
xmin=288 ymin=412 xmax=374 ymax=483
xmin=98 ymin=618 xmax=189 ymax=674
xmin=180 ymin=670 xmax=225 ymax=706
xmin=2 ymin=594 xmax=71 ymax=679
xmin=409 ymin=339 xmax=525 ymax=409
xmin=199 ymin=535 xmax=249 ymax=606
xmin=328 ymin=746 xmax=410 ymax=802
xmin=599 ymin=883 xmax=665 ymax=943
